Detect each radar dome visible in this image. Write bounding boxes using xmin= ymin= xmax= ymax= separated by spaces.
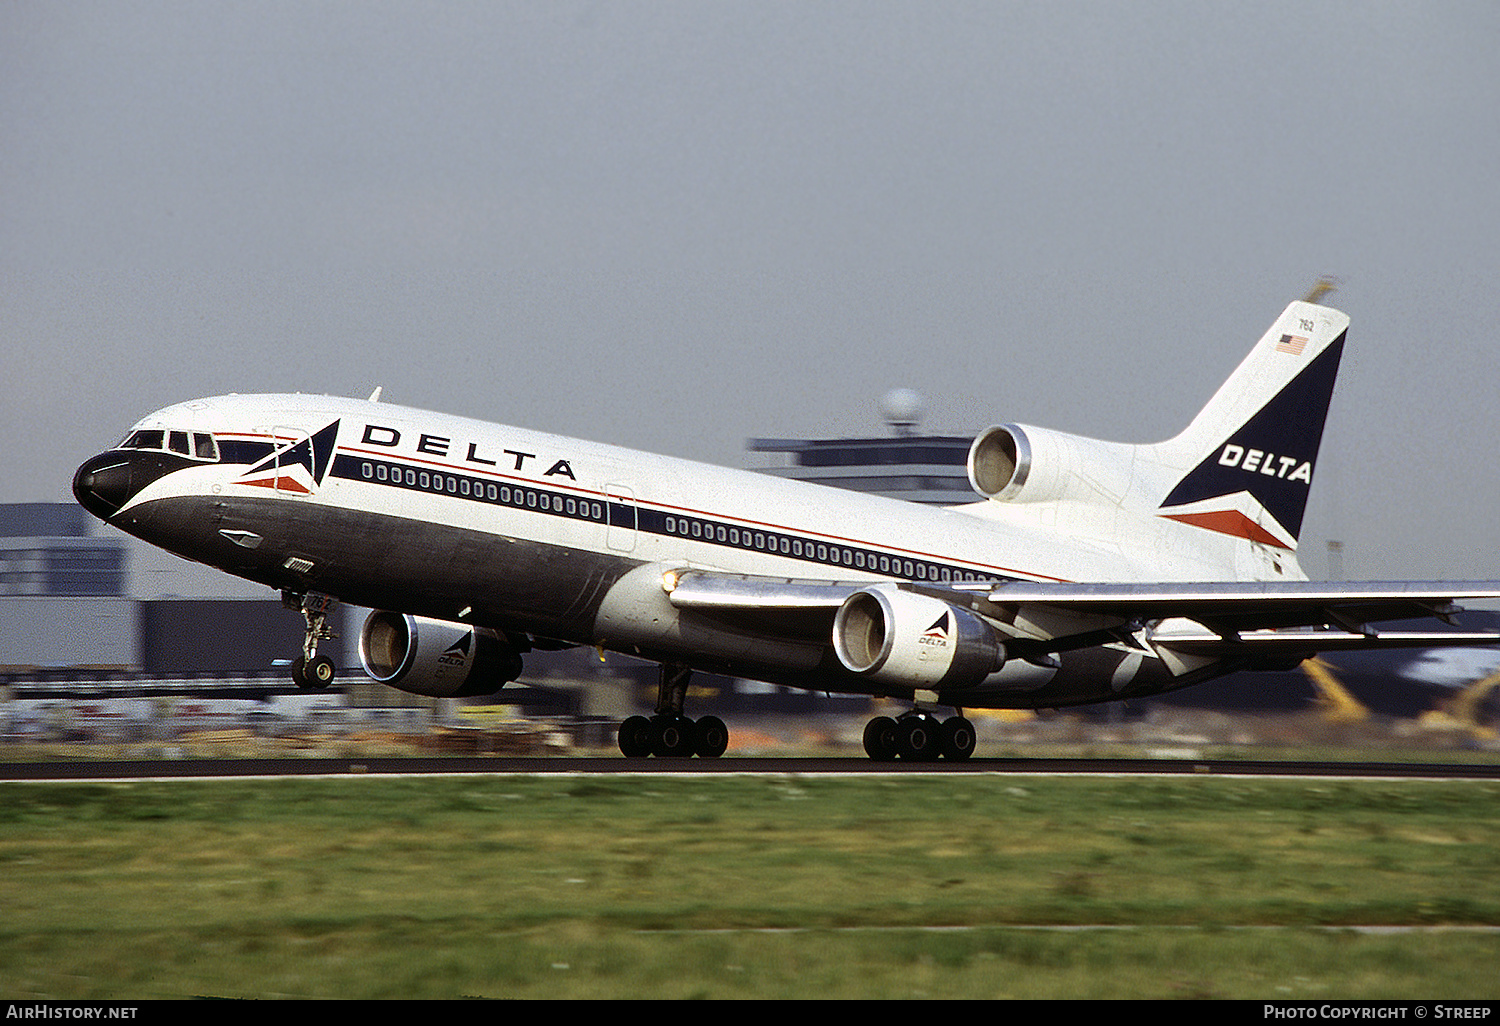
xmin=879 ymin=389 xmax=924 ymax=435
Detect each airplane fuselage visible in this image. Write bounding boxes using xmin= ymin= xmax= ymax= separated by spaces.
xmin=75 ymin=393 xmax=1204 ymax=707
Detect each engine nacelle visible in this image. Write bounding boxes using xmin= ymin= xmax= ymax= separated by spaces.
xmin=967 ymin=423 xmax=1135 ymax=506
xmin=832 ymin=586 xmax=1004 ymax=691
xmin=359 ymin=611 xmax=523 ymax=698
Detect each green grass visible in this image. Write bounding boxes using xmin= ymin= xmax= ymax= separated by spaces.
xmin=1 ymin=775 xmax=1498 ymax=998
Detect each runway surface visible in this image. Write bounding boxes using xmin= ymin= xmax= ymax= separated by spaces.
xmin=3 ymin=756 xmax=1499 ymax=780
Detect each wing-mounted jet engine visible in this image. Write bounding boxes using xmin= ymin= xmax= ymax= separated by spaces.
xmin=359 ymin=611 xmax=524 ymax=698
xmin=832 ymin=584 xmax=1005 ymax=690
xmin=831 ymin=585 xmax=1004 ymax=763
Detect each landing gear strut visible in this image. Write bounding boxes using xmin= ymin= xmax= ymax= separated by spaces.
xmin=617 ymin=662 xmax=729 ymax=759
xmin=285 ymin=591 xmax=338 ymax=689
xmin=862 ymin=709 xmax=976 ymax=761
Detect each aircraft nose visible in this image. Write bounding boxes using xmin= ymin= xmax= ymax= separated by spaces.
xmin=73 ymin=453 xmax=137 ymax=520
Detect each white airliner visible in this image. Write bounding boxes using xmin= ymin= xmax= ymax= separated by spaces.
xmin=73 ymin=298 xmax=1500 ymax=760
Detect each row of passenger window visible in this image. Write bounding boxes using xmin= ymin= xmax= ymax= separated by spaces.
xmin=351 ymin=454 xmax=995 ymax=585
xmin=354 ymin=458 xmax=606 ymax=522
xmin=659 ymin=514 xmax=995 ymax=583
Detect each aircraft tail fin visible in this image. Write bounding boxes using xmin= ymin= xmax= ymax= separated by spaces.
xmin=1149 ymin=300 xmax=1349 ymax=554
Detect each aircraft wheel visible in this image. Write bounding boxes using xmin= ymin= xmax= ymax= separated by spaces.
xmin=896 ymin=715 xmax=939 ymax=761
xmin=693 ymin=715 xmax=729 ymax=759
xmin=863 ymin=716 xmax=899 ymax=761
xmin=618 ymin=715 xmax=653 ymax=758
xmin=938 ymin=715 xmax=976 ymax=761
xmin=307 ymin=655 xmax=336 ymax=688
xmin=651 ymin=715 xmax=696 ymax=758
xmin=292 ymin=655 xmax=336 ymax=690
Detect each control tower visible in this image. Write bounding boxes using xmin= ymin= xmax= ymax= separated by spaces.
xmin=746 ymin=390 xmax=978 ymax=505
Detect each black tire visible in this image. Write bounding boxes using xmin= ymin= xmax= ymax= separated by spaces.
xmin=618 ymin=715 xmax=653 ymax=758
xmin=693 ymin=715 xmax=729 ymax=759
xmin=863 ymin=716 xmax=899 ymax=760
xmin=938 ymin=715 xmax=976 ymax=761
xmin=292 ymin=655 xmax=336 ymax=689
xmin=650 ymin=715 xmax=696 ymax=758
xmin=896 ymin=715 xmax=938 ymax=761
xmin=305 ymin=655 xmax=336 ymax=689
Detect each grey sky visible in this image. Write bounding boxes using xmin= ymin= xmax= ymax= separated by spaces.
xmin=4 ymin=1 xmax=1498 ymax=583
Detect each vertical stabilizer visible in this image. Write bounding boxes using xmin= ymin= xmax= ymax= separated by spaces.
xmin=1150 ymin=301 xmax=1349 ymax=554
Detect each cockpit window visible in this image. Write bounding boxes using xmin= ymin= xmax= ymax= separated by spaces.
xmin=121 ymin=430 xmax=164 ymax=450
xmin=118 ymin=429 xmax=220 ymax=462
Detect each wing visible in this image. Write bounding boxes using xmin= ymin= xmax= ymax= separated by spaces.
xmin=664 ymin=569 xmax=1500 ymax=661
xmin=972 ymin=580 xmax=1500 ymax=661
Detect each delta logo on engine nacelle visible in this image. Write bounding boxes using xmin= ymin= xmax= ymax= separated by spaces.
xmin=919 ymin=612 xmax=951 ymax=651
xmin=438 ymin=634 xmax=472 ymax=668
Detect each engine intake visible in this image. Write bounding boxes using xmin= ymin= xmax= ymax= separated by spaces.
xmin=967 ymin=422 xmax=1136 ymax=507
xmin=967 ymin=424 xmax=1032 ymax=500
xmin=359 ymin=611 xmax=523 ymax=698
xmin=832 ymin=586 xmax=1003 ymax=691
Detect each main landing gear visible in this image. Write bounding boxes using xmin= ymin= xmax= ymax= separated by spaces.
xmin=284 ymin=591 xmax=338 ymax=690
xmin=617 ymin=662 xmax=729 ymax=759
xmin=614 ymin=665 xmax=978 ymax=761
xmin=861 ymin=709 xmax=976 ymax=761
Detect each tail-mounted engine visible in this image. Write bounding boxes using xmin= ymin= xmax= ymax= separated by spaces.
xmin=359 ymin=611 xmax=523 ymax=698
xmin=832 ymin=585 xmax=1004 ymax=691
xmin=967 ymin=423 xmax=1136 ymax=506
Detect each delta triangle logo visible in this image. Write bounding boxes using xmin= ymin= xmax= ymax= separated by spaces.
xmin=921 ymin=612 xmax=951 ymax=648
xmin=238 ymin=421 xmax=340 ymax=494
xmin=438 ymin=633 xmax=471 ymax=668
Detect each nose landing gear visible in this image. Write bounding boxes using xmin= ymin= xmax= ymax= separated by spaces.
xmin=285 ymin=591 xmax=338 ymax=690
